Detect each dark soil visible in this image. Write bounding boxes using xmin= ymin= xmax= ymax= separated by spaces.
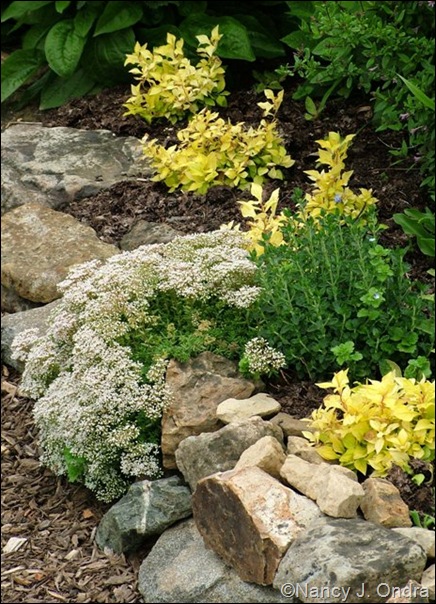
xmin=2 ymin=83 xmax=434 ymax=603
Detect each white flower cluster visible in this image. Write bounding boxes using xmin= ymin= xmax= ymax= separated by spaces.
xmin=243 ymin=337 xmax=286 ymax=375
xmin=11 ymin=230 xmax=259 ymax=501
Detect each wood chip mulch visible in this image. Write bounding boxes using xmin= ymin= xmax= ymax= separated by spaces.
xmin=1 ymin=366 xmax=144 ymax=604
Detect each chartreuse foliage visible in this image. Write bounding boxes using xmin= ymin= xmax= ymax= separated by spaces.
xmin=230 ymin=132 xmax=378 ymax=253
xmin=142 ymin=89 xmax=294 ymax=193
xmin=301 ymin=132 xmax=378 ymax=222
xmin=304 ymin=369 xmax=435 ymax=477
xmin=234 ymin=184 xmax=286 ymax=255
xmin=123 ymin=26 xmax=228 ymax=124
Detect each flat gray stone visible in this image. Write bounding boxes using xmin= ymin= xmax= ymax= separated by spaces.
xmin=1 ymin=284 xmax=43 ymax=314
xmin=273 ymin=518 xmax=427 ymax=603
xmin=269 ymin=413 xmax=314 ymax=437
xmin=1 ymin=124 xmax=148 ymax=214
xmin=139 ymin=519 xmax=293 ymax=603
xmin=120 ymin=220 xmax=181 ymax=250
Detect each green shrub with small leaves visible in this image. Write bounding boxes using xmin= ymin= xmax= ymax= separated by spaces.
xmin=283 ymin=0 xmax=435 ymax=194
xmin=142 ymin=90 xmax=294 ymax=193
xmin=247 ymin=213 xmax=435 ymax=381
xmin=123 ymin=26 xmax=228 ymax=124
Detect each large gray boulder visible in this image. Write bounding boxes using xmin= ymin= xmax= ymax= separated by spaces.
xmin=95 ymin=476 xmax=192 ymax=554
xmin=273 ymin=517 xmax=427 ymax=603
xmin=1 ymin=124 xmax=147 ymax=214
xmin=138 ymin=519 xmax=293 ymax=603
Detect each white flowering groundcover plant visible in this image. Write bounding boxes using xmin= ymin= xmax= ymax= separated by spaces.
xmin=12 ymin=231 xmax=285 ymax=502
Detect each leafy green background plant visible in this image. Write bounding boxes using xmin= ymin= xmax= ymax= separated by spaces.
xmin=282 ymin=1 xmax=435 ymax=194
xmin=1 ymin=0 xmax=297 ymax=109
xmin=393 ymin=208 xmax=435 ymax=257
xmin=247 ymin=213 xmax=435 ymax=381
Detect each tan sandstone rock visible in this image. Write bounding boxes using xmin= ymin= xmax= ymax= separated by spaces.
xmin=162 ymin=352 xmax=258 ymax=469
xmin=192 ymin=467 xmax=320 ymax=585
xmin=234 ymin=435 xmax=286 ymax=479
xmin=1 ymin=202 xmax=119 ymax=306
xmin=286 ymin=435 xmax=327 ymax=464
xmin=216 ymin=392 xmax=281 ymax=424
xmin=280 ymin=454 xmax=364 ymax=518
xmin=360 ymin=478 xmax=412 ymax=528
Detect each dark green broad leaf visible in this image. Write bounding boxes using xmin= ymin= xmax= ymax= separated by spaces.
xmin=234 ymin=15 xmax=285 ymax=58
xmin=55 ymin=1 xmax=71 ymax=13
xmin=82 ymin=28 xmax=136 ymax=84
xmin=74 ymin=2 xmax=103 ymax=37
xmin=178 ymin=1 xmax=207 ymax=16
xmin=285 ymin=1 xmax=316 ymax=19
xmin=1 ymin=1 xmax=52 ymax=22
xmin=393 ymin=209 xmax=435 ymax=238
xmin=39 ymin=68 xmax=98 ymax=109
xmin=1 ymin=49 xmax=44 ymax=102
xmin=138 ymin=25 xmax=182 ymax=48
xmin=180 ymin=15 xmax=255 ymax=61
xmin=94 ymin=1 xmax=143 ymax=36
xmin=281 ymin=30 xmax=310 ymax=49
xmin=45 ymin=19 xmax=87 ymax=77
xmin=311 ymin=38 xmax=342 ymax=58
xmin=417 ymin=237 xmax=435 ymax=257
xmin=22 ymin=23 xmax=51 ymax=49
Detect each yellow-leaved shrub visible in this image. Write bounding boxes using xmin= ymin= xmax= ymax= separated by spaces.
xmin=142 ymin=90 xmax=294 ymax=193
xmin=124 ymin=26 xmax=228 ymax=124
xmin=304 ymin=369 xmax=435 ymax=476
xmin=222 ymin=184 xmax=286 ymax=255
xmin=301 ymin=132 xmax=378 ymax=221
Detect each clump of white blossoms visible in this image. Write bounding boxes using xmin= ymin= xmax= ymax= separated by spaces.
xmin=241 ymin=337 xmax=286 ymax=377
xmin=12 ymin=230 xmax=262 ymax=502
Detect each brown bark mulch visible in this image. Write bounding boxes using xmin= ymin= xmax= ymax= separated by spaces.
xmin=1 ymin=366 xmax=145 ymax=604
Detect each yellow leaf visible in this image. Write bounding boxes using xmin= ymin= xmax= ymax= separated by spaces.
xmin=317 ymin=445 xmax=339 ymax=460
xmin=354 ymin=458 xmax=368 ymax=474
xmin=250 ymin=182 xmax=264 ymax=203
xmin=239 ymin=201 xmax=258 ymax=219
